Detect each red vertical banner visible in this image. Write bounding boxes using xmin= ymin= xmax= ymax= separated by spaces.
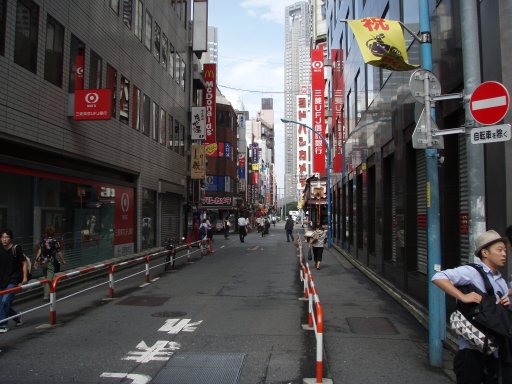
xmin=75 ymin=50 xmax=84 ymax=91
xmin=332 ymin=49 xmax=344 ymax=173
xmin=203 ymin=64 xmax=217 ymax=143
xmin=311 ymin=48 xmax=326 ymax=176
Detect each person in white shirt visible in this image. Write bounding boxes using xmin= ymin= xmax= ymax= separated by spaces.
xmin=237 ymin=217 xmax=247 ymax=243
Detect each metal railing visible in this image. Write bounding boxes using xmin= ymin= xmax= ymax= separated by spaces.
xmin=0 ymin=238 xmax=206 ymax=326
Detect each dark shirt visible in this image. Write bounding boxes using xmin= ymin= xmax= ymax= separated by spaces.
xmin=285 ymin=218 xmax=294 ymax=231
xmin=39 ymin=236 xmax=61 ymax=262
xmin=0 ymin=245 xmax=23 ymax=289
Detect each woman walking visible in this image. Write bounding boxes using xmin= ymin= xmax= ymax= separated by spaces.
xmin=309 ymin=224 xmax=327 ymax=270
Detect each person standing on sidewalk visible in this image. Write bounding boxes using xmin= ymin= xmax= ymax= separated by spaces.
xmin=34 ymin=226 xmax=65 ymax=301
xmin=223 ymin=217 xmax=230 ymax=239
xmin=285 ymin=214 xmax=295 ymax=242
xmin=309 ymin=224 xmax=327 ymax=270
xmin=432 ymin=230 xmax=510 ymax=384
xmin=237 ymin=216 xmax=247 ymax=243
xmin=0 ymin=229 xmax=27 ymax=332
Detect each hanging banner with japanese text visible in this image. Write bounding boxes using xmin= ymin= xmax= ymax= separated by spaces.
xmin=347 ymin=18 xmax=419 ymax=71
xmin=191 ymin=106 xmax=206 ymax=140
xmin=311 ymin=48 xmax=326 ymax=176
xmin=191 ymin=144 xmax=206 ymax=179
xmin=332 ymin=48 xmax=344 ymax=173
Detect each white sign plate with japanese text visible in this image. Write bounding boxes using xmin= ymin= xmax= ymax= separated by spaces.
xmin=470 ymin=124 xmax=511 ymax=144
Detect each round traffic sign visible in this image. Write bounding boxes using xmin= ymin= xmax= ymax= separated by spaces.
xmin=469 ymin=81 xmax=510 ymax=125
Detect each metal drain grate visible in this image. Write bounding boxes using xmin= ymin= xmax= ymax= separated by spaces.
xmin=115 ymin=295 xmax=170 ymax=306
xmin=346 ymin=316 xmax=399 ymax=335
xmin=152 ymin=352 xmax=246 ymax=384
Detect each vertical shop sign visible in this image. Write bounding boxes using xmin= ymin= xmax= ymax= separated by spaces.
xmin=114 ymin=186 xmax=135 ymax=256
xmin=332 ymin=48 xmax=344 ymax=173
xmin=203 ymin=64 xmax=217 ymax=143
xmin=191 ymin=144 xmax=206 ymax=179
xmin=311 ymin=48 xmax=326 ymax=176
xmin=76 ymin=50 xmax=84 ymax=90
xmin=191 ymin=106 xmax=206 ymax=140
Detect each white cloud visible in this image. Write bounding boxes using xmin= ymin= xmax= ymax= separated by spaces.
xmin=240 ymin=0 xmax=301 ymax=24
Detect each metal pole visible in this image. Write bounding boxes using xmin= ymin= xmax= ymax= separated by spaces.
xmin=280 ymin=119 xmax=332 ymax=248
xmin=419 ymin=0 xmax=445 ymax=367
xmin=461 ymin=1 xmax=485 ymax=263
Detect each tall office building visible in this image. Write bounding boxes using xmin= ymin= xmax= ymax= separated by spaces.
xmin=284 ymin=2 xmax=311 ymax=201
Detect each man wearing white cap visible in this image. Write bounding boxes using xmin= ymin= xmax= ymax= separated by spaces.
xmin=432 ymin=229 xmax=510 ymax=384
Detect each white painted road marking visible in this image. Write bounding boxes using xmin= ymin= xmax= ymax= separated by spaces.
xmin=100 ymin=373 xmax=152 ymax=383
xmin=122 ymin=340 xmax=180 ymax=363
xmin=158 ymin=318 xmax=203 ymax=334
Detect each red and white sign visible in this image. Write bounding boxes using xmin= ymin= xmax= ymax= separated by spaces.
xmin=311 ymin=48 xmax=326 ymax=176
xmin=470 ymin=81 xmax=510 ymax=125
xmin=74 ymin=89 xmax=112 ymax=120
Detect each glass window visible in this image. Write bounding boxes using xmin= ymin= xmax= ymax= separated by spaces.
xmin=0 ymin=0 xmax=7 ymax=56
xmin=401 ymin=0 xmax=419 ymax=48
xmin=180 ymin=58 xmax=186 ymax=90
xmin=366 ymin=64 xmax=376 ymax=107
xmin=151 ymin=101 xmax=159 ymax=141
xmin=161 ymin=33 xmax=168 ymax=70
xmin=44 ymin=15 xmax=64 ymax=87
xmin=153 ymin=22 xmax=160 ymax=61
xmin=107 ymin=64 xmax=118 ymax=118
xmin=14 ymin=0 xmax=39 ymax=73
xmin=132 ymin=85 xmax=141 ymax=131
xmin=134 ymin=0 xmax=142 ymax=41
xmin=144 ymin=10 xmax=152 ymax=51
xmin=175 ymin=53 xmax=181 ymax=84
xmin=123 ymin=0 xmax=132 ymax=29
xmin=379 ymin=5 xmax=392 ymax=87
xmin=167 ymin=114 xmax=173 ymax=148
xmin=168 ymin=43 xmax=175 ymax=78
xmin=179 ymin=123 xmax=185 ymax=155
xmin=119 ymin=75 xmax=130 ymax=125
xmin=173 ymin=119 xmax=180 ymax=152
xmin=141 ymin=188 xmax=156 ymax=249
xmin=68 ymin=35 xmax=85 ymax=92
xmin=89 ymin=50 xmax=103 ymax=89
xmin=110 ymin=0 xmax=119 ymax=14
xmin=142 ymin=93 xmax=150 ymax=136
xmin=159 ymin=108 xmax=166 ymax=145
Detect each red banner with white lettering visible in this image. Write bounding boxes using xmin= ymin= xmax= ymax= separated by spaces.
xmin=203 ymin=64 xmax=217 ymax=143
xmin=311 ymin=48 xmax=326 ymax=176
xmin=332 ymin=48 xmax=344 ymax=173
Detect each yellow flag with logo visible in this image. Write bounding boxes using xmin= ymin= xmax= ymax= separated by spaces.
xmin=348 ymin=18 xmax=418 ymax=71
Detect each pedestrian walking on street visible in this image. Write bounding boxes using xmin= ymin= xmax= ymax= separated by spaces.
xmin=285 ymin=214 xmax=294 ymax=242
xmin=237 ymin=216 xmax=248 ymax=242
xmin=271 ymin=216 xmax=276 ymax=227
xmin=223 ymin=218 xmax=230 ymax=239
xmin=432 ymin=229 xmax=511 ymax=384
xmin=34 ymin=225 xmax=65 ymax=301
xmin=0 ymin=229 xmax=27 ymax=332
xmin=309 ymin=224 xmax=327 ymax=270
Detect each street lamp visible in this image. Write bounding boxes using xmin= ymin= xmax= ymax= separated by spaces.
xmin=280 ymin=118 xmax=332 ymax=248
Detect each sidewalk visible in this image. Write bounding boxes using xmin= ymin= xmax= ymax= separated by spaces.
xmin=303 ymin=241 xmax=455 ymax=383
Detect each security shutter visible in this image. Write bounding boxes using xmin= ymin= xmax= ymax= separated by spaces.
xmin=161 ymin=193 xmax=180 ymax=242
xmin=459 ymin=134 xmax=470 ymax=264
xmin=416 ymin=151 xmax=428 ymax=274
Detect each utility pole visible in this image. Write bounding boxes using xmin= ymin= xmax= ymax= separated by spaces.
xmin=461 ymin=1 xmax=486 ymax=262
xmin=418 ymin=0 xmax=445 ymax=368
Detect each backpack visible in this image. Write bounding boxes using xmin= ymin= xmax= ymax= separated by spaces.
xmin=456 ymin=263 xmax=512 ymax=362
xmin=13 ymin=244 xmax=32 ymax=281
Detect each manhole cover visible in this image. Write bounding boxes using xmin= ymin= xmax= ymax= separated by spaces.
xmin=116 ymin=295 xmax=170 ymax=306
xmin=152 ymin=311 xmax=187 ymax=318
xmin=346 ymin=317 xmax=399 ymax=335
xmin=153 ymin=352 xmax=246 ymax=384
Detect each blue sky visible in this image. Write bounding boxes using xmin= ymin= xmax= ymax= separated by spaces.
xmin=208 ymin=0 xmax=299 ymax=190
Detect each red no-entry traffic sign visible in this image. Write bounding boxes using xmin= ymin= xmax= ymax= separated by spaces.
xmin=470 ymin=81 xmax=510 ymax=125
